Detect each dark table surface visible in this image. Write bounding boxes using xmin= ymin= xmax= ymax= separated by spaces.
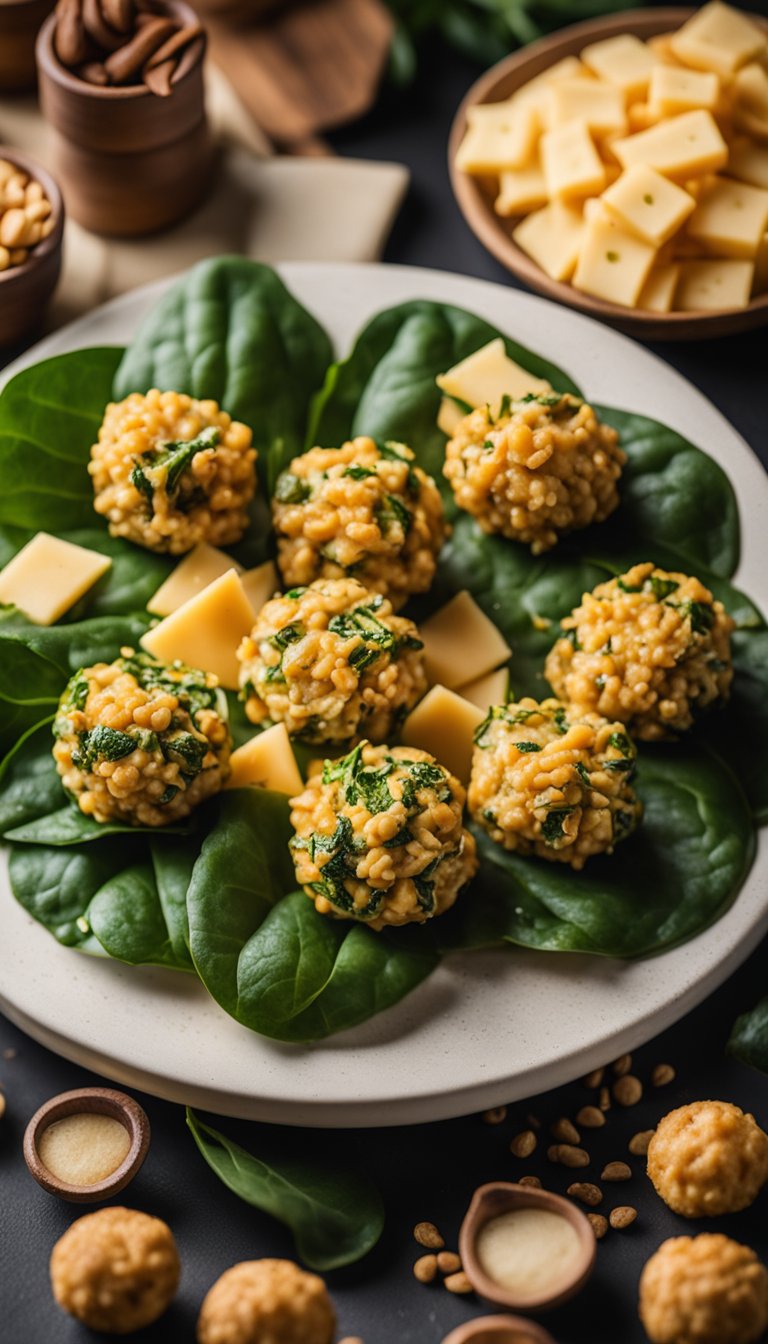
xmin=2 ymin=29 xmax=768 ymax=1344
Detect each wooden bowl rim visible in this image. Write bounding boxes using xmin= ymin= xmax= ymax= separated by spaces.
xmin=448 ymin=6 xmax=768 ymax=338
xmin=441 ymin=1314 xmax=558 ymax=1344
xmin=0 ymin=147 xmax=64 ymax=286
xmin=23 ymin=1086 xmax=150 ymax=1202
xmin=459 ymin=1181 xmax=596 ymax=1313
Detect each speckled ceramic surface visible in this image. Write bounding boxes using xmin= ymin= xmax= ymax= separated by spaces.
xmin=1 ymin=263 xmax=766 ymax=1127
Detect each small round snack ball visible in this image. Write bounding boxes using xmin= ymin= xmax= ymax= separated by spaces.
xmin=443 ymin=392 xmax=624 ymax=553
xmin=237 ymin=577 xmax=426 ymax=744
xmin=290 ymin=740 xmax=478 ymax=929
xmin=197 ymin=1259 xmax=335 ymax=1344
xmin=647 ymin=1101 xmax=768 ymax=1218
xmin=272 ymin=436 xmax=446 ymax=610
xmin=545 ymin=562 xmax=734 ymax=740
xmin=468 ymin=697 xmax=641 ymax=869
xmin=53 ymin=648 xmax=231 ymax=826
xmin=639 ymin=1234 xmax=768 ymax=1344
xmin=50 ymin=1206 xmax=180 ymax=1334
xmin=90 ymin=389 xmax=257 ymax=554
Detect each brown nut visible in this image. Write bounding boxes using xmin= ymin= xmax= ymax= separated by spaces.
xmin=55 ymin=0 xmax=92 ymax=66
xmin=549 ymin=1144 xmax=590 ymax=1168
xmin=170 ymin=33 xmax=204 ymax=84
xmin=77 ymin=60 xmax=110 ymax=84
xmin=510 ymin=1129 xmax=537 ymax=1159
xmin=583 ymin=1067 xmax=605 ymax=1088
xmin=587 ymin=1212 xmax=608 ymax=1240
xmin=629 ymin=1130 xmax=655 ymax=1157
xmin=551 ymin=1117 xmax=581 ymax=1145
xmin=9 ymin=248 xmax=29 ymax=265
xmin=0 ymin=209 xmax=28 ymax=248
xmin=613 ymin=1075 xmax=643 ymax=1107
xmin=144 ymin=22 xmax=202 ymax=69
xmin=567 ymin=1182 xmax=603 ymax=1207
xmin=0 ymin=247 xmax=10 ymax=273
xmin=482 ymin=1107 xmax=507 ymax=1126
xmin=602 ymin=1161 xmax=632 ymax=1182
xmin=413 ymin=1254 xmax=438 ymax=1284
xmin=82 ymin=0 xmax=124 ymax=50
xmin=101 ymin=0 xmax=133 ymax=32
xmin=518 ymin=1175 xmax=542 ymax=1188
xmin=143 ymin=57 xmax=175 ymax=96
xmin=414 ymin=1222 xmax=444 ymax=1250
xmin=437 ymin=1252 xmax=462 ymax=1275
xmin=609 ymin=1206 xmax=637 ymax=1229
xmin=599 ymin=1086 xmax=611 ymax=1111
xmin=576 ymin=1105 xmax=606 ymax=1129
xmin=0 ymin=1091 xmax=6 ymax=1118
xmin=444 ymin=1271 xmax=473 ymax=1295
xmin=612 ymin=1053 xmax=632 ymax=1077
xmin=104 ymin=16 xmax=175 ymax=82
xmin=652 ymin=1063 xmax=676 ymax=1087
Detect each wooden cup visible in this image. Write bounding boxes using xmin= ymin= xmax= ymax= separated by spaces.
xmin=0 ymin=0 xmax=55 ymax=93
xmin=0 ymin=149 xmax=64 ymax=348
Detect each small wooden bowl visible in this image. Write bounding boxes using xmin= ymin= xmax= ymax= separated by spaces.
xmin=449 ymin=7 xmax=768 ymax=342
xmin=459 ymin=1182 xmax=596 ymax=1313
xmin=23 ymin=1086 xmax=150 ymax=1203
xmin=0 ymin=0 xmax=55 ymax=93
xmin=442 ymin=1318 xmax=558 ymax=1344
xmin=0 ymin=148 xmax=63 ymax=348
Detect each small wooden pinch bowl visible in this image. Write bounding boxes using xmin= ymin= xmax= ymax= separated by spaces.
xmin=0 ymin=148 xmax=64 ymax=349
xmin=23 ymin=1086 xmax=150 ymax=1203
xmin=449 ymin=7 xmax=768 ymax=342
xmin=459 ymin=1182 xmax=595 ymax=1313
xmin=442 ymin=1317 xmax=558 ymax=1344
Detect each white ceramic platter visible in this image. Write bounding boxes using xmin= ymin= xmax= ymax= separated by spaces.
xmin=1 ymin=263 xmax=766 ymax=1127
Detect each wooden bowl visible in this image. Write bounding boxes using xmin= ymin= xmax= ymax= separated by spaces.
xmin=23 ymin=1086 xmax=150 ymax=1203
xmin=0 ymin=0 xmax=55 ymax=93
xmin=459 ymin=1182 xmax=596 ymax=1313
xmin=0 ymin=148 xmax=63 ymax=348
xmin=442 ymin=1318 xmax=558 ymax=1344
xmin=449 ymin=7 xmax=768 ymax=342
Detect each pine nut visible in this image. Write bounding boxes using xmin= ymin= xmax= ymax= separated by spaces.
xmin=0 ymin=1092 xmax=6 ymax=1120
xmin=414 ymin=1222 xmax=444 ymax=1249
xmin=652 ymin=1063 xmax=675 ymax=1086
xmin=612 ymin=1053 xmax=632 ymax=1076
xmin=599 ymin=1086 xmax=611 ymax=1111
xmin=482 ymin=1106 xmax=507 ymax=1125
xmin=25 ymin=180 xmax=43 ymax=203
xmin=609 ymin=1206 xmax=637 ymax=1229
xmin=628 ymin=1130 xmax=655 ymax=1156
xmin=567 ymin=1182 xmax=603 ymax=1207
xmin=613 ymin=1075 xmax=643 ymax=1107
xmin=0 ymin=246 xmax=9 ymax=272
xmin=602 ymin=1161 xmax=632 ymax=1182
xmin=413 ymin=1254 xmax=438 ymax=1283
xmin=576 ymin=1105 xmax=605 ymax=1128
xmin=582 ymin=1068 xmax=604 ymax=1088
xmin=25 ymin=200 xmax=52 ymax=224
xmin=9 ymin=248 xmax=28 ymax=265
xmin=550 ymin=1117 xmax=580 ymax=1144
xmin=444 ymin=1271 xmax=473 ymax=1295
xmin=549 ymin=1144 xmax=590 ymax=1168
xmin=437 ymin=1252 xmax=462 ymax=1274
xmin=510 ymin=1129 xmax=537 ymax=1158
xmin=518 ymin=1175 xmax=542 ymax=1188
xmin=0 ymin=209 xmax=27 ymax=248
xmin=587 ymin=1212 xmax=608 ymax=1240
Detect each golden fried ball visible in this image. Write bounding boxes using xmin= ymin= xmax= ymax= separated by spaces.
xmin=197 ymin=1259 xmax=335 ymax=1344
xmin=545 ymin=562 xmax=734 ymax=740
xmin=468 ymin=697 xmax=641 ymax=869
xmin=647 ymin=1101 xmax=768 ymax=1218
xmin=50 ymin=1207 xmax=180 ymax=1334
xmin=237 ymin=578 xmax=426 ymax=744
xmin=443 ymin=392 xmax=624 ymax=553
xmin=272 ymin=437 xmax=446 ymax=610
xmin=90 ymin=390 xmax=257 ymax=554
xmin=290 ymin=740 xmax=478 ymax=929
xmin=639 ymin=1235 xmax=768 ymax=1344
xmin=53 ymin=649 xmax=231 ymax=827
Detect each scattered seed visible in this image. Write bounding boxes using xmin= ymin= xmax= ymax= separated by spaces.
xmin=549 ymin=1144 xmax=590 ymax=1168
xmin=599 ymin=1087 xmax=611 ymax=1111
xmin=587 ymin=1212 xmax=608 ymax=1240
xmin=338 ymin=1338 xmax=364 ymax=1344
xmin=413 ymin=1254 xmax=438 ymax=1283
xmin=576 ymin=1105 xmax=606 ymax=1129
xmin=483 ymin=1106 xmax=507 ymax=1125
xmin=602 ymin=1161 xmax=632 ymax=1182
xmin=0 ymin=1092 xmax=5 ymax=1120
xmin=444 ymin=1271 xmax=473 ymax=1295
xmin=550 ymin=1117 xmax=580 ymax=1144
xmin=609 ymin=1206 xmax=637 ymax=1230
xmin=414 ymin=1222 xmax=444 ymax=1250
xmin=613 ymin=1075 xmax=643 ymax=1107
xmin=437 ymin=1251 xmax=462 ymax=1274
xmin=510 ymin=1129 xmax=537 ymax=1158
xmin=526 ymin=1112 xmax=542 ymax=1130
xmin=652 ymin=1063 xmax=675 ymax=1087
xmin=612 ymin=1054 xmax=632 ymax=1077
xmin=567 ymin=1182 xmax=603 ymax=1207
xmin=628 ymin=1130 xmax=655 ymax=1157
xmin=518 ymin=1175 xmax=542 ymax=1188
xmin=582 ymin=1068 xmax=604 ymax=1088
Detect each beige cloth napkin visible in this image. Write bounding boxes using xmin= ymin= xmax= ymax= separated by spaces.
xmin=0 ymin=65 xmax=409 ymax=326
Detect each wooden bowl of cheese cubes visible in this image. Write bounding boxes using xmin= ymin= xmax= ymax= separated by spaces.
xmin=449 ymin=4 xmax=768 ymax=339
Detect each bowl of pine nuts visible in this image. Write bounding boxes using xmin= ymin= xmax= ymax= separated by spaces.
xmin=0 ymin=149 xmax=63 ymax=348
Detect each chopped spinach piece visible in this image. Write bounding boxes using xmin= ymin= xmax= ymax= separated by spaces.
xmin=515 ymin=741 xmax=542 ymax=753
xmin=677 ymin=599 xmax=716 ymax=634
xmin=377 ymin=440 xmax=420 ymax=496
xmin=553 ymin=706 xmax=568 ymax=734
xmin=163 ymin=732 xmax=207 ymax=779
xmin=72 ymin=724 xmax=136 ymax=771
xmin=275 ymin=472 xmax=311 ymax=504
xmin=607 ymin=731 xmax=632 ymax=754
xmin=564 ymin=628 xmax=581 ymax=650
xmin=519 ymin=392 xmax=567 ymax=408
xmin=413 ymin=857 xmax=439 ymax=916
xmin=133 ymin=426 xmax=220 ymax=509
xmin=575 ymin=761 xmax=591 ymax=786
xmin=343 ymin=466 xmax=377 ymax=480
xmin=328 ymin=600 xmax=422 ymax=674
xmin=376 ymin=492 xmax=412 ymax=536
xmin=617 ymin=577 xmax=643 ymax=593
xmin=158 ymin=784 xmax=180 ymax=805
xmin=541 ymin=807 xmax=575 ymax=844
xmin=648 ymin=575 xmax=679 ymax=601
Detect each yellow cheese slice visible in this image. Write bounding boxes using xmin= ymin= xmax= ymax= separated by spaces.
xmin=670 ymin=2 xmax=766 ymax=78
xmin=225 ymin=723 xmax=304 ymax=796
xmin=458 ymin=666 xmax=510 ymax=714
xmin=240 ymin=560 xmax=279 ymax=617
xmin=611 ymin=110 xmax=728 ymax=179
xmin=581 ymin=33 xmax=659 ymax=101
xmin=649 ymin=65 xmax=720 ymax=116
xmin=733 ymin=62 xmax=768 ymax=137
xmin=401 ymin=685 xmax=484 ymax=784
xmin=455 ymin=103 xmax=538 ymax=175
xmin=601 ymin=163 xmax=696 ymax=246
xmin=0 ymin=532 xmax=111 ymax=626
xmin=625 ymin=102 xmax=661 ymax=134
xmin=495 ymin=157 xmax=548 ymax=217
xmin=436 ymin=338 xmax=552 ymax=411
xmin=147 ymin=543 xmax=241 ymax=617
xmin=420 ymin=591 xmax=511 ymax=690
xmin=437 ymin=397 xmax=466 ymax=438
xmin=541 ymin=122 xmax=606 ymax=199
xmin=675 ymin=257 xmax=754 ymax=309
xmin=687 ymin=176 xmax=768 ymax=257
xmin=508 ymin=56 xmax=586 ymax=122
xmin=548 ymin=79 xmax=627 ymax=137
xmin=573 ymin=213 xmax=657 ymax=307
xmin=728 ymin=137 xmax=768 ymax=189
xmin=637 ymin=261 xmax=681 ymax=312
xmin=512 ymin=200 xmax=586 ymax=281
xmin=141 ymin=568 xmax=255 ymax=690
xmin=647 ymin=33 xmax=687 ymax=68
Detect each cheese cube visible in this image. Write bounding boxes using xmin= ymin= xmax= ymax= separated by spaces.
xmin=728 ymin=138 xmax=768 ymax=189
xmin=670 ymin=2 xmax=766 ymax=77
xmin=626 ymin=102 xmax=661 ymax=134
xmin=420 ymin=590 xmax=511 ymax=689
xmin=548 ymin=79 xmax=627 ymax=137
xmin=513 ymin=201 xmax=586 ymax=281
xmin=141 ymin=568 xmax=255 ymax=690
xmin=541 ymin=123 xmax=606 ymax=199
xmin=225 ymin=723 xmax=303 ymax=796
xmin=147 ymin=543 xmax=240 ymax=617
xmin=637 ymin=261 xmax=681 ymax=312
xmin=509 ymin=56 xmax=586 ymax=121
xmin=647 ymin=33 xmax=687 ymax=67
xmin=602 ymin=164 xmax=696 ymax=246
xmin=675 ymin=257 xmax=754 ymax=309
xmin=401 ymin=685 xmax=484 ymax=784
xmin=456 ymin=103 xmax=538 ymax=174
xmin=573 ymin=214 xmax=657 ymax=307
xmin=495 ymin=157 xmax=548 ymax=217
xmin=611 ymin=110 xmax=728 ymax=179
xmin=0 ymin=532 xmax=111 ymax=626
xmin=437 ymin=397 xmax=465 ymax=438
xmin=649 ymin=64 xmax=720 ymax=115
xmin=458 ymin=666 xmax=509 ymax=714
xmin=240 ymin=560 xmax=278 ymax=617
xmin=687 ymin=176 xmax=768 ymax=257
xmin=733 ymin=62 xmax=768 ymax=137
xmin=581 ymin=34 xmax=659 ymax=101
xmin=436 ymin=338 xmax=552 ymax=412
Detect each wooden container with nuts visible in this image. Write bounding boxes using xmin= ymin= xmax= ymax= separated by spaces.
xmin=0 ymin=150 xmax=64 ymax=347
xmin=0 ymin=0 xmax=56 ymax=93
xmin=36 ymin=0 xmax=212 ymax=236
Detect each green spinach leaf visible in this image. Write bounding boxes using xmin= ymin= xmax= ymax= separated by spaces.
xmin=8 ymin=835 xmax=137 ymax=951
xmin=729 ymin=997 xmax=768 ymax=1075
xmin=0 ymin=718 xmax=62 ymax=835
xmin=88 ymin=861 xmax=193 ymax=971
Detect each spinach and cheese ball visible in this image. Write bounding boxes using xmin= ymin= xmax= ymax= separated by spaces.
xmin=443 ymin=392 xmax=624 ymax=553
xmin=647 ymin=1102 xmax=768 ymax=1219
xmin=51 ymin=1207 xmax=180 ymax=1334
xmin=272 ymin=436 xmax=446 ymax=610
xmin=545 ymin=562 xmax=734 ymax=740
xmin=89 ymin=389 xmax=257 ymax=554
xmin=289 ymin=741 xmax=478 ymax=929
xmin=238 ymin=577 xmax=426 ymax=744
xmin=639 ymin=1235 xmax=768 ymax=1344
xmin=469 ymin=697 xmax=642 ymax=869
xmin=197 ymin=1260 xmax=335 ymax=1344
xmin=53 ymin=649 xmax=231 ymax=827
